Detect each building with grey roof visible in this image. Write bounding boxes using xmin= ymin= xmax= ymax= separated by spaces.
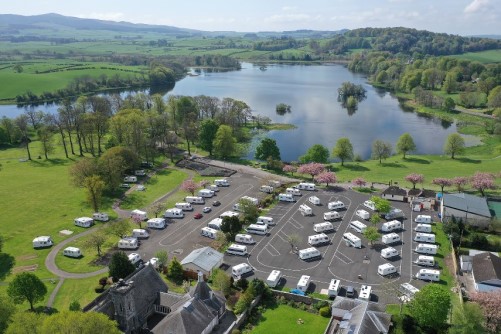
xmin=441 ymin=193 xmax=492 ymax=228
xmin=472 ymin=252 xmax=501 ymax=292
xmin=381 ymin=186 xmax=407 ymax=202
xmin=181 ymin=246 xmax=224 ymax=276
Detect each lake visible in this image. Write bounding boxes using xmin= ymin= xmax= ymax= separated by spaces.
xmin=0 ymin=63 xmax=471 ymax=161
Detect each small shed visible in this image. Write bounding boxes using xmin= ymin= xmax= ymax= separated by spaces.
xmin=181 ymin=246 xmax=224 ymax=277
xmin=382 ymin=186 xmax=407 ymax=202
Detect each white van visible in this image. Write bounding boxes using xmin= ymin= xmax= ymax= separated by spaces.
xmin=324 ymin=211 xmax=341 ymax=221
xmin=74 ymin=217 xmax=94 ymax=228
xmin=308 ymin=196 xmax=321 ymax=206
xmin=378 ymin=263 xmax=397 ymax=276
xmin=232 ymin=263 xmax=253 ymax=278
xmin=124 ymin=176 xmax=137 ymax=183
xmin=286 ymin=187 xmax=301 ymax=196
xmin=118 ymin=237 xmax=139 ymax=249
xmin=299 ymin=204 xmax=313 ymax=216
xmin=385 ymin=208 xmax=404 ymax=220
xmin=414 ymin=233 xmax=435 ymax=244
xmin=208 ymin=218 xmax=223 ymax=230
xmin=266 ymin=270 xmax=282 ymax=288
xmin=381 ymin=247 xmax=399 ymax=259
xmin=33 ymin=236 xmax=54 ymax=248
xmin=356 ymin=209 xmax=370 ymax=220
xmin=132 ymin=228 xmax=150 ymax=239
xmin=131 ymin=209 xmax=147 ymax=221
xmin=128 ymin=253 xmax=142 ymax=266
xmin=220 ymin=211 xmax=239 ymax=219
xmin=260 ymin=185 xmax=274 ymax=194
xmin=226 ymin=244 xmax=248 ymax=256
xmin=185 ymin=196 xmax=205 ymax=204
xmin=415 ymin=244 xmax=438 ymax=255
xmin=415 ymin=269 xmax=440 ymax=282
xmin=414 ymin=224 xmax=432 ymax=233
xmin=198 ymin=189 xmax=214 ymax=198
xmin=359 ymin=285 xmax=372 ymax=301
xmin=415 ymin=255 xmax=435 ymax=267
xmin=246 ymin=224 xmax=268 ymax=235
xmin=235 ymin=234 xmax=255 ymax=245
xmin=215 ymin=179 xmax=230 ymax=187
xmin=278 ymin=193 xmax=295 ymax=202
xmin=175 ymin=202 xmax=193 ymax=211
xmin=92 ymin=212 xmax=109 ymax=222
xmin=63 ymin=247 xmax=82 ymax=258
xmin=328 ymin=279 xmax=341 ymax=297
xmin=201 ymin=227 xmax=218 ymax=239
xmin=381 ymin=220 xmax=402 ymax=233
xmin=314 ymin=222 xmax=335 ymax=233
xmin=363 ymin=200 xmax=376 ymax=211
xmin=350 ymin=220 xmax=367 ymax=233
xmin=299 ymin=247 xmax=322 ymax=261
xmin=134 ymin=170 xmax=146 ymax=176
xmin=343 ymin=232 xmax=362 ymax=248
xmin=382 ymin=233 xmax=401 ymax=245
xmin=297 ymin=275 xmax=311 ymax=292
xmin=257 ymin=216 xmax=275 ymax=226
xmin=414 ymin=215 xmax=432 ymax=224
xmin=308 ymin=233 xmax=330 ymax=246
xmin=241 ymin=196 xmax=259 ymax=206
xmin=164 ymin=208 xmax=184 ymax=219
xmin=147 ymin=218 xmax=166 ymax=229
xmin=328 ymin=201 xmax=345 ymax=210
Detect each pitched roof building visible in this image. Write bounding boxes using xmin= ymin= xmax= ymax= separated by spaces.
xmin=181 ymin=246 xmax=224 ymax=276
xmin=381 ymin=186 xmax=407 ymax=202
xmin=472 ymin=252 xmax=501 ymax=292
xmin=441 ymin=193 xmax=491 ymax=227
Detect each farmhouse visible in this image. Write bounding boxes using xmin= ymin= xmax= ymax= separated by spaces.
xmin=441 ymin=193 xmax=492 ymax=228
xmin=471 ymin=252 xmax=501 ymax=292
xmin=180 ymin=246 xmax=224 ymax=277
xmin=381 ymin=186 xmax=407 ymax=202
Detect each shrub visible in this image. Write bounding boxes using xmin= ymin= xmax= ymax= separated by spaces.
xmin=94 ymin=286 xmax=104 ymax=293
xmin=319 ymin=305 xmax=331 ymax=317
xmin=235 ymin=278 xmax=249 ymax=291
xmin=231 ymin=330 xmax=241 ymax=334
xmin=314 ymin=300 xmax=329 ymax=310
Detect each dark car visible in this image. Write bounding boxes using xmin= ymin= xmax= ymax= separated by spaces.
xmin=194 ymin=213 xmax=203 ymax=219
xmin=213 ymin=200 xmax=221 ymax=207
xmin=346 ymin=286 xmax=355 ymax=298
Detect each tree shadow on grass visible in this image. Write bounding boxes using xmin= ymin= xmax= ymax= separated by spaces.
xmin=30 ymin=158 xmax=71 ymax=167
xmin=336 ymin=164 xmax=370 ymax=172
xmin=120 ymin=193 xmax=147 ymax=210
xmin=404 ymin=157 xmax=431 ymax=164
xmin=0 ymin=253 xmax=15 ymax=280
xmin=381 ymin=162 xmax=407 ymax=168
xmin=455 ymin=157 xmax=481 ymax=164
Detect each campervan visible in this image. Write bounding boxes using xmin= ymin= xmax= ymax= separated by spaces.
xmin=208 ymin=184 xmax=219 ymax=192
xmin=415 ymin=244 xmax=438 ymax=255
xmin=308 ymin=233 xmax=331 ymax=246
xmin=414 ymin=224 xmax=432 ymax=233
xmin=92 ymin=212 xmax=109 ymax=222
xmin=343 ymin=232 xmax=362 ymax=248
xmin=314 ymin=222 xmax=335 ymax=233
xmin=215 ymin=179 xmax=230 ymax=187
xmin=128 ymin=253 xmax=142 ymax=266
xmin=286 ymin=187 xmax=301 ymax=196
xmin=415 ymin=255 xmax=435 ymax=267
xmin=124 ymin=176 xmax=137 ymax=183
xmin=134 ymin=170 xmax=146 ymax=176
xmin=278 ymin=193 xmax=295 ymax=202
xmin=257 ymin=216 xmax=274 ymax=226
xmin=356 ymin=209 xmax=370 ymax=220
xmin=232 ymin=263 xmax=253 ymax=278
xmin=328 ymin=201 xmax=345 ymax=210
xmin=299 ymin=247 xmax=322 ymax=261
xmin=246 ymin=224 xmax=268 ymax=235
xmin=324 ymin=211 xmax=341 ymax=221
xmin=328 ymin=279 xmax=341 ymax=297
xmin=381 ymin=220 xmax=402 ymax=233
xmin=208 ymin=218 xmax=223 ymax=230
xmin=201 ymin=227 xmax=218 ymax=239
xmin=147 ymin=218 xmax=166 ymax=229
xmin=414 ymin=215 xmax=432 ymax=224
xmin=74 ymin=217 xmax=94 ymax=228
xmin=297 ymin=275 xmax=311 ymax=292
xmin=185 ymin=196 xmax=205 ymax=204
xmin=385 ymin=208 xmax=404 ymax=220
xmin=198 ymin=189 xmax=214 ymax=198
xmin=299 ymin=204 xmax=313 ymax=216
xmin=381 ymin=247 xmax=399 ymax=259
xmin=175 ymin=202 xmax=193 ymax=211
xmin=220 ymin=211 xmax=239 ymax=219
xmin=63 ymin=247 xmax=81 ymax=258
xmin=241 ymin=196 xmax=259 ymax=205
xmin=308 ymin=196 xmax=321 ymax=206
xmin=382 ymin=233 xmax=401 ymax=245
xmin=33 ymin=236 xmax=54 ymax=248
xmin=132 ymin=229 xmax=149 ymax=239
xmin=350 ymin=220 xmax=367 ymax=233
xmin=297 ymin=183 xmax=316 ymax=191
xmin=359 ymin=285 xmax=372 ymax=301
xmin=226 ymin=244 xmax=248 ymax=256
xmin=266 ymin=270 xmax=282 ymax=288
xmin=415 ymin=269 xmax=440 ymax=282
xmin=235 ymin=234 xmax=255 ymax=245
xmin=131 ymin=209 xmax=147 ymax=221
xmin=260 ymin=185 xmax=274 ymax=194
xmin=118 ymin=237 xmax=139 ymax=249
xmin=414 ymin=233 xmax=436 ymax=244
xmin=378 ymin=263 xmax=397 ymax=276
xmin=363 ymin=200 xmax=376 ymax=211
xmin=164 ymin=208 xmax=184 ymax=219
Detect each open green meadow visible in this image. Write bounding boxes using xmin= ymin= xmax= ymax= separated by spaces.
xmin=452 ymin=49 xmax=501 ymax=63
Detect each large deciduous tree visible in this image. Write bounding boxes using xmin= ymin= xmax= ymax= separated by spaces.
xmin=371 ymin=139 xmax=392 ymax=163
xmin=7 ymin=272 xmax=47 ymax=311
xmin=84 ymin=231 xmax=107 ymax=257
xmin=14 ymin=114 xmax=31 ymax=160
xmin=405 ymin=173 xmax=424 ymax=189
xmin=300 ymin=144 xmax=330 ymax=163
xmin=314 ymin=171 xmax=337 ymax=186
xmin=449 ymin=302 xmax=486 ymax=334
xmin=297 ymin=162 xmax=325 ymax=180
xmin=371 ymin=196 xmax=391 ymax=214
xmin=255 ymin=138 xmax=281 ymax=161
xmin=83 ymin=175 xmax=105 ymax=212
xmin=213 ymin=125 xmax=236 ymax=159
xmin=220 ymin=216 xmax=243 ymax=241
xmin=198 ymin=119 xmax=219 ymax=156
xmin=332 ymin=137 xmax=354 ymax=166
xmin=41 ymin=310 xmax=121 ymax=334
xmin=109 ymin=251 xmax=136 ymax=282
xmin=408 ymin=284 xmax=451 ymax=331
xmin=363 ymin=226 xmax=380 ymax=246
xmin=0 ymin=293 xmax=16 ymax=333
xmin=471 ymin=172 xmax=496 ymax=196
xmin=444 ymin=133 xmax=465 ymax=159
xmin=470 ymin=290 xmax=501 ymax=333
xmin=396 ymin=133 xmax=416 ymax=158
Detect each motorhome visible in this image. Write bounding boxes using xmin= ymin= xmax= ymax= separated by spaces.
xmin=132 ymin=229 xmax=150 ymax=239
xmin=235 ymin=234 xmax=255 ymax=244
xmin=363 ymin=200 xmax=376 ymax=211
xmin=414 ymin=215 xmax=432 ymax=224
xmin=260 ymin=185 xmax=274 ymax=194
xmin=299 ymin=204 xmax=313 ymax=216
xmin=241 ymin=196 xmax=259 ymax=206
xmin=314 ymin=222 xmax=335 ymax=233
xmin=381 ymin=220 xmax=402 ymax=233
xmin=185 ymin=196 xmax=205 ymax=204
xmin=286 ymin=187 xmax=301 ymax=196
xmin=226 ymin=244 xmax=248 ymax=256
xmin=118 ymin=237 xmax=139 ymax=249
xmin=201 ymin=227 xmax=218 ymax=239
xmin=147 ymin=218 xmax=166 ymax=229
xmin=308 ymin=233 xmax=331 ymax=246
xmin=74 ymin=217 xmax=94 ymax=228
xmin=382 ymin=233 xmax=401 ymax=245
xmin=343 ymin=232 xmax=362 ymax=248
xmin=297 ymin=275 xmax=311 ymax=292
xmin=356 ymin=209 xmax=370 ymax=220
xmin=298 ymin=247 xmax=322 ymax=261
xmin=128 ymin=253 xmax=142 ymax=266
xmin=278 ymin=193 xmax=295 ymax=202
xmin=415 ymin=255 xmax=435 ymax=267
xmin=328 ymin=279 xmax=341 ymax=297
xmin=378 ymin=263 xmax=397 ymax=276
xmin=350 ymin=220 xmax=367 ymax=233
xmin=257 ymin=216 xmax=274 ymax=226
xmin=359 ymin=285 xmax=372 ymax=301
xmin=385 ymin=208 xmax=404 ymax=220
xmin=415 ymin=244 xmax=438 ymax=255
xmin=232 ymin=263 xmax=253 ymax=278
xmin=246 ymin=224 xmax=268 ymax=235
xmin=414 ymin=233 xmax=436 ymax=244
xmin=175 ymin=202 xmax=193 ymax=211
xmin=266 ymin=270 xmax=282 ymax=288
xmin=414 ymin=224 xmax=432 ymax=233
xmin=164 ymin=208 xmax=184 ymax=219
xmin=124 ymin=176 xmax=137 ymax=183
xmin=328 ymin=201 xmax=345 ymax=210
xmin=134 ymin=170 xmax=146 ymax=176
xmin=63 ymin=247 xmax=82 ymax=258
xmin=381 ymin=247 xmax=399 ymax=259
xmin=220 ymin=211 xmax=239 ymax=219
xmin=33 ymin=236 xmax=54 ymax=248
xmin=323 ymin=211 xmax=341 ymax=221
xmin=308 ymin=196 xmax=321 ymax=206
xmin=131 ymin=209 xmax=147 ymax=221
xmin=215 ymin=179 xmax=230 ymax=187
xmin=198 ymin=189 xmax=214 ymax=198
xmin=415 ymin=269 xmax=440 ymax=282
xmin=208 ymin=218 xmax=223 ymax=230
xmin=268 ymin=180 xmax=281 ymax=188
xmin=92 ymin=212 xmax=109 ymax=222
xmin=297 ymin=183 xmax=316 ymax=191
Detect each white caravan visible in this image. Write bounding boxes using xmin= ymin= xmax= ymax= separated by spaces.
xmin=131 ymin=209 xmax=147 ymax=221
xmin=399 ymin=283 xmax=420 ymax=301
xmin=235 ymin=234 xmax=255 ymax=245
xmin=299 ymin=204 xmax=313 ymax=216
xmin=363 ymin=200 xmax=376 ymax=211
xmin=201 ymin=227 xmax=218 ymax=239
xmin=328 ymin=279 xmax=341 ymax=297
xmin=415 ymin=255 xmax=435 ymax=267
xmin=215 ymin=179 xmax=230 ymax=187
xmin=308 ymin=196 xmax=321 ymax=206
xmin=415 ymin=269 xmax=440 ymax=282
xmin=314 ymin=222 xmax=335 ymax=233
xmin=208 ymin=184 xmax=219 ymax=192
xmin=350 ymin=220 xmax=367 ymax=233
xmin=164 ymin=208 xmax=184 ymax=219
xmin=132 ymin=229 xmax=150 ymax=239
xmin=232 ymin=203 xmax=243 ymax=212
xmin=220 ymin=211 xmax=239 ymax=219
xmin=278 ymin=193 xmax=295 ymax=202
xmin=63 ymin=247 xmax=82 ymax=258
xmin=33 ymin=236 xmax=54 ymax=248
xmin=185 ymin=196 xmax=205 ymax=204
xmin=266 ymin=270 xmax=282 ymax=288
xmin=118 ymin=237 xmax=139 ymax=250
xmin=241 ymin=196 xmax=259 ymax=205
xmin=92 ymin=212 xmax=109 ymax=222
xmin=128 ymin=253 xmax=142 ymax=266
xmin=297 ymin=183 xmax=316 ymax=191
xmin=246 ymin=224 xmax=268 ymax=235
xmin=175 ymin=202 xmax=193 ymax=211
xmin=74 ymin=217 xmax=94 ymax=228
xmin=308 ymin=233 xmax=330 ymax=246
xmin=343 ymin=232 xmax=362 ymax=248
xmin=378 ymin=263 xmax=397 ymax=276
xmin=298 ymin=247 xmax=322 ymax=261
xmin=198 ymin=189 xmax=214 ymax=198
xmin=414 ymin=233 xmax=436 ymax=244
xmin=382 ymin=233 xmax=401 ymax=245
xmin=385 ymin=208 xmax=404 ymax=220
xmin=356 ymin=209 xmax=370 ymax=220
xmin=414 ymin=224 xmax=432 ymax=233
xmin=124 ymin=176 xmax=137 ymax=183
xmin=286 ymin=187 xmax=301 ymax=196
xmin=268 ymin=180 xmax=281 ymax=188
xmin=328 ymin=201 xmax=345 ymax=210
xmin=226 ymin=244 xmax=248 ymax=256
xmin=415 ymin=244 xmax=438 ymax=255
xmin=359 ymin=285 xmax=372 ymax=301
xmin=260 ymin=185 xmax=274 ymax=194
xmin=257 ymin=216 xmax=275 ymax=226
xmin=414 ymin=215 xmax=432 ymax=224
xmin=232 ymin=263 xmax=253 ymax=278
xmin=324 ymin=211 xmax=341 ymax=221
xmin=381 ymin=247 xmax=399 ymax=259
xmin=381 ymin=220 xmax=402 ymax=233
xmin=208 ymin=218 xmax=223 ymax=230
xmin=147 ymin=218 xmax=166 ymax=229
xmin=297 ymin=275 xmax=311 ymax=292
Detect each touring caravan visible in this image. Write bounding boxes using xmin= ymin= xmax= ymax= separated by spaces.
xmin=278 ymin=193 xmax=295 ymax=202
xmin=297 ymin=275 xmax=311 ymax=292
xmin=260 ymin=185 xmax=274 ymax=194
xmin=131 ymin=209 xmax=147 ymax=221
xmin=175 ymin=202 xmax=193 ymax=211
xmin=208 ymin=218 xmax=223 ymax=230
xmin=356 ymin=209 xmax=370 ymax=220
xmin=118 ymin=237 xmax=139 ymax=250
xmin=198 ymin=189 xmax=214 ymax=198
xmin=414 ymin=233 xmax=435 ymax=244
xmin=381 ymin=247 xmax=399 ymax=259
xmin=286 ymin=187 xmax=301 ymax=196
xmin=241 ymin=196 xmax=259 ymax=206
xmin=185 ymin=196 xmax=205 ymax=204
xmin=308 ymin=233 xmax=330 ymax=246
xmin=63 ymin=247 xmax=82 ymax=258
xmin=132 ymin=229 xmax=149 ymax=239
xmin=220 ymin=211 xmax=239 ymax=219
xmin=415 ymin=244 xmax=438 ymax=255
xmin=201 ymin=227 xmax=218 ymax=239
xmin=414 ymin=215 xmax=432 ymax=224
xmin=350 ymin=220 xmax=367 ymax=233
xmin=314 ymin=222 xmax=335 ymax=233
xmin=415 ymin=255 xmax=435 ymax=267
xmin=382 ymin=233 xmax=401 ymax=245
xmin=381 ymin=220 xmax=402 ymax=233
xmin=414 ymin=224 xmax=432 ymax=233
xmin=92 ymin=212 xmax=109 ymax=222
xmin=359 ymin=285 xmax=372 ymax=301
xmin=297 ymin=183 xmax=316 ymax=191
xmin=308 ymin=196 xmax=321 ymax=206
xmin=74 ymin=217 xmax=94 ymax=228
xmin=328 ymin=201 xmax=345 ymax=210
xmin=385 ymin=208 xmax=404 ymax=220
xmin=415 ymin=269 xmax=440 ymax=282
xmin=207 ymin=184 xmax=219 ymax=192
xmin=232 ymin=263 xmax=253 ymax=278
xmin=164 ymin=208 xmax=184 ymax=219
xmin=269 ymin=180 xmax=281 ymax=188
xmin=324 ymin=211 xmax=341 ymax=221
xmin=215 ymin=179 xmax=230 ymax=187
xmin=328 ymin=279 xmax=341 ymax=297
xmin=246 ymin=224 xmax=268 ymax=235
xmin=124 ymin=176 xmax=137 ymax=183
xmin=363 ymin=200 xmax=376 ymax=211
xmin=33 ymin=236 xmax=54 ymax=248
xmin=235 ymin=234 xmax=255 ymax=244
xmin=378 ymin=263 xmax=397 ymax=276
xmin=226 ymin=244 xmax=248 ymax=256
xmin=147 ymin=218 xmax=166 ymax=229
xmin=299 ymin=204 xmax=313 ymax=216
xmin=343 ymin=232 xmax=362 ymax=248
xmin=257 ymin=216 xmax=274 ymax=226
xmin=399 ymin=283 xmax=420 ymax=301
xmin=128 ymin=253 xmax=142 ymax=266
xmin=134 ymin=170 xmax=146 ymax=176
xmin=299 ymin=247 xmax=322 ymax=261
xmin=232 ymin=203 xmax=243 ymax=212
xmin=266 ymin=270 xmax=282 ymax=288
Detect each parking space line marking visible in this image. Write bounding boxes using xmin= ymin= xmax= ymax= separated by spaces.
xmin=287 ymin=218 xmax=303 ymax=230
xmin=334 ymin=251 xmax=353 ymax=264
xmin=265 ymin=243 xmax=281 ymax=256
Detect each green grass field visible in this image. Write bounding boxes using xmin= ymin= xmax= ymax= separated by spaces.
xmin=51 ymin=276 xmax=105 ymax=311
xmin=452 ymin=49 xmax=501 ymax=63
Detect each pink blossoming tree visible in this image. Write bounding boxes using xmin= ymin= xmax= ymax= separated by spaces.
xmin=181 ymin=179 xmax=197 ymax=196
xmin=432 ymin=178 xmax=452 ymax=193
xmin=471 ymin=172 xmax=496 ymax=196
xmin=452 ymin=176 xmax=469 ymax=192
xmin=405 ymin=173 xmax=424 ymax=189
xmin=282 ymin=164 xmax=297 ymax=176
xmin=297 ymin=162 xmax=325 ymax=180
xmin=352 ymin=177 xmax=367 ymax=189
xmin=314 ymin=171 xmax=337 ymax=186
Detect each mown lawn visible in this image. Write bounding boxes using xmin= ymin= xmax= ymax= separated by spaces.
xmin=51 ymin=276 xmax=106 ymax=311
xmin=452 ymin=49 xmax=501 ymax=63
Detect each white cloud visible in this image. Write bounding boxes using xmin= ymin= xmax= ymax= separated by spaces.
xmin=464 ymin=0 xmax=490 ymax=13
xmin=281 ymin=6 xmax=298 ymax=11
xmin=77 ymin=12 xmax=125 ymax=21
xmin=264 ymin=13 xmax=312 ymax=23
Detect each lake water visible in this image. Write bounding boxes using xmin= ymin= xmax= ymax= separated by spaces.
xmin=0 ymin=63 xmax=470 ymax=161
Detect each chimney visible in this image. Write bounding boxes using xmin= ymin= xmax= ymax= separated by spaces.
xmin=197 ymin=271 xmax=204 ymax=283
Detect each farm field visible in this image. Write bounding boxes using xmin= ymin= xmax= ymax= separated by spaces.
xmin=452 ymin=49 xmax=501 ymax=63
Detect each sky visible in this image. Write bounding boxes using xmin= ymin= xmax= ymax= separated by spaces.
xmin=2 ymin=0 xmax=500 ymax=35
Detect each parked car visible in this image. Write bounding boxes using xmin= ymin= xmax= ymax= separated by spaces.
xmin=203 ymin=207 xmax=212 ymax=213
xmin=213 ymin=200 xmax=221 ymax=207
xmin=194 ymin=213 xmax=203 ymax=219
xmin=346 ymin=286 xmax=355 ymax=298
